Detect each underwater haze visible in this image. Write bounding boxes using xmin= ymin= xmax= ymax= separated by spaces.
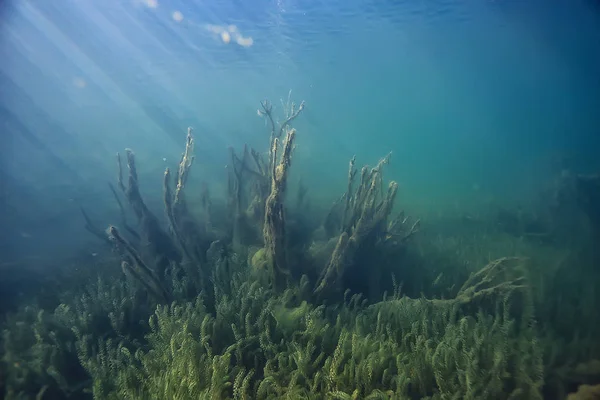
xmin=1 ymin=0 xmax=599 ymax=262
xmin=1 ymin=0 xmax=600 ymax=399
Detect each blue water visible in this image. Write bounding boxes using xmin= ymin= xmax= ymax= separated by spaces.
xmin=1 ymin=0 xmax=599 ymax=261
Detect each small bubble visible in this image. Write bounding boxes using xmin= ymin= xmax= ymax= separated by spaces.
xmin=221 ymin=31 xmax=231 ymax=44
xmin=172 ymin=10 xmax=183 ymax=22
xmin=73 ymin=77 xmax=86 ymax=88
xmin=236 ymin=36 xmax=253 ymax=47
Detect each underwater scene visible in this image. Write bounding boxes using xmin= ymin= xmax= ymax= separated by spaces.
xmin=1 ymin=0 xmax=600 ymax=399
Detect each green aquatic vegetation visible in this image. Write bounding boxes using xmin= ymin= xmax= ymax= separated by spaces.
xmin=61 ymin=265 xmax=539 ymax=400
xmin=0 ymin=257 xmax=546 ymax=400
xmin=2 ymin=305 xmax=84 ymax=399
xmin=1 ymin=273 xmax=154 ymax=399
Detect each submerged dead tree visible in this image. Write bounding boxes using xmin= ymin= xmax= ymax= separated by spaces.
xmin=163 ymin=128 xmax=210 ymax=263
xmin=107 ymin=225 xmax=170 ymax=303
xmin=102 ymin=128 xmax=219 ymax=305
xmin=163 ymin=128 xmax=217 ymax=300
xmin=227 ymin=95 xmax=305 ymax=251
xmin=261 ymin=128 xmax=297 ymax=290
xmin=315 ymin=154 xmax=419 ymax=296
xmin=368 ymin=257 xmax=529 ymax=322
xmin=227 ymin=144 xmax=268 ymax=248
xmin=237 ymin=95 xmax=305 ymax=290
xmin=116 ymin=149 xmax=180 ymax=273
xmin=258 ymin=96 xmax=305 ymax=290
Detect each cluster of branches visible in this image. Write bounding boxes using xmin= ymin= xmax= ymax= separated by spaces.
xmin=315 ymin=153 xmax=420 ymax=296
xmin=81 ymin=94 xmax=529 ymax=319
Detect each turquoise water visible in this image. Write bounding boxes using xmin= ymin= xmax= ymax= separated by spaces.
xmin=3 ymin=1 xmax=599 ymax=213
xmin=2 ymin=1 xmax=600 ymax=398
xmin=0 ymin=0 xmax=599 ymax=261
xmin=0 ymin=0 xmax=599 ymax=299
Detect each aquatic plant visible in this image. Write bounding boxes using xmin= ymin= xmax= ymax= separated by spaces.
xmin=2 ymin=257 xmax=541 ymax=399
